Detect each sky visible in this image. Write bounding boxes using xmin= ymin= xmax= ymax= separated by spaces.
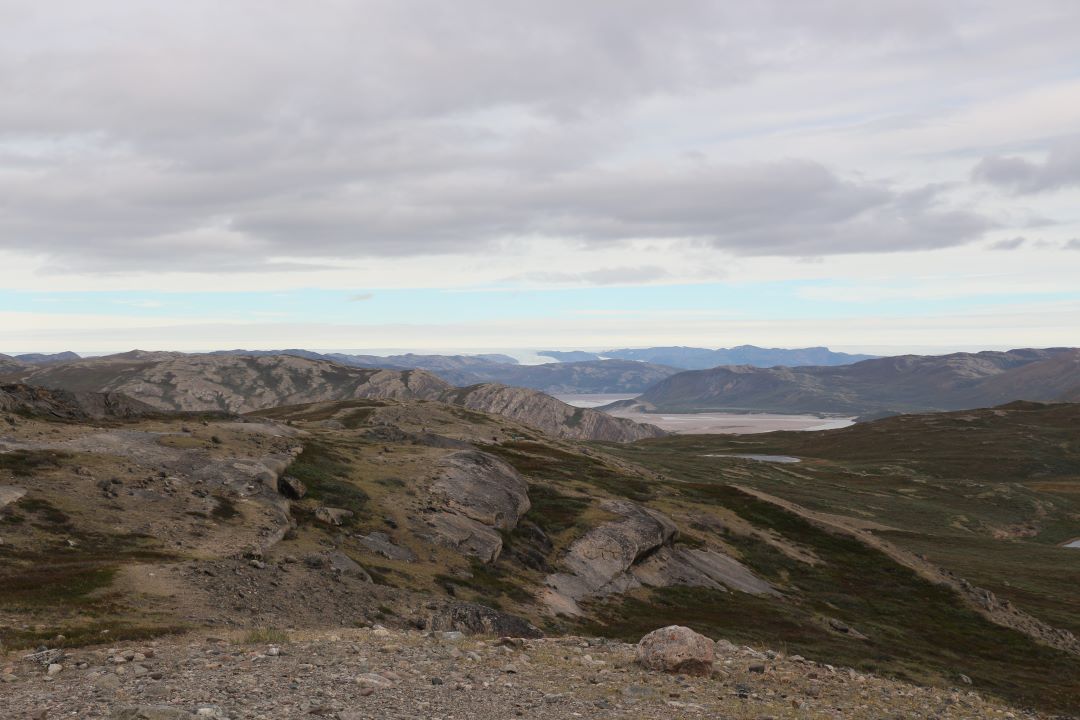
xmin=2 ymin=1 xmax=1080 ymax=356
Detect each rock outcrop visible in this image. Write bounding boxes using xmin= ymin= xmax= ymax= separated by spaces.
xmin=544 ymin=500 xmax=775 ymax=614
xmin=419 ymin=450 xmax=531 ymax=563
xmin=544 ymin=500 xmax=677 ymax=613
xmin=424 ymin=602 xmax=543 ymax=638
xmin=636 ymin=625 xmax=716 ymax=676
xmin=633 ymin=546 xmax=779 ymax=596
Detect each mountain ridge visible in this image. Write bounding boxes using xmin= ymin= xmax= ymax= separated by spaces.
xmin=2 ymin=352 xmax=663 ymax=442
xmin=626 ymin=347 xmax=1080 ymax=415
xmin=540 ymin=344 xmax=878 ymax=369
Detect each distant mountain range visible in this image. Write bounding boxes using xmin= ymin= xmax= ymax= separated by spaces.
xmin=539 ymin=345 xmax=878 ymax=369
xmin=0 ymin=351 xmax=663 ymax=442
xmin=618 ymin=348 xmax=1080 ymax=416
xmin=209 ymin=349 xmax=680 ymax=393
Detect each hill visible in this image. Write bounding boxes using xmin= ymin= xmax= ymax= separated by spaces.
xmin=0 ymin=354 xmax=29 ymax=374
xmin=629 ymin=347 xmax=1080 ymax=415
xmin=12 ymin=351 xmax=81 ymax=365
xmin=540 ymin=345 xmax=878 ymax=369
xmin=2 ymin=391 xmax=1079 ymax=713
xmin=3 ymin=354 xmax=662 ymax=443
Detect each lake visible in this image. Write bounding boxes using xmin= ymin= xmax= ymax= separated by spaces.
xmin=704 ymin=454 xmax=802 ymax=463
xmin=554 ymin=394 xmax=856 ymax=435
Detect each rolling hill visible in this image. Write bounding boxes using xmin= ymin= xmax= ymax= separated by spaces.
xmin=627 ymin=347 xmax=1080 ymax=415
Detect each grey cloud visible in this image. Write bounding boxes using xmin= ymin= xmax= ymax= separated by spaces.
xmin=972 ymin=141 xmax=1080 ymax=194
xmin=1065 ymin=239 xmax=1080 ymax=251
xmin=0 ymin=1 xmax=1069 ymax=272
xmin=988 ymin=236 xmax=1026 ymax=251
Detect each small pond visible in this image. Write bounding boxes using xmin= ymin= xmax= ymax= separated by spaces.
xmin=703 ymin=454 xmax=801 ymax=464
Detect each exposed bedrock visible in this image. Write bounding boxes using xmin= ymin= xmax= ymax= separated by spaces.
xmin=544 ymin=500 xmax=775 ymax=615
xmin=418 ymin=450 xmax=531 ymax=563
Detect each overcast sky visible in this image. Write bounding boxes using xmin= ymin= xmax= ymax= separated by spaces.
xmin=2 ymin=1 xmax=1079 ymax=354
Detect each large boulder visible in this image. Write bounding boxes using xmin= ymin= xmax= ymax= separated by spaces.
xmin=636 ymin=625 xmax=715 ymax=676
xmin=430 ymin=451 xmax=530 ymax=530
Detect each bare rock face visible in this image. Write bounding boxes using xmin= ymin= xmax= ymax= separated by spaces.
xmin=633 ymin=546 xmax=778 ymax=597
xmin=419 ymin=450 xmax=530 ymax=563
xmin=545 ymin=500 xmax=677 ymax=611
xmin=544 ymin=500 xmax=776 ymax=614
xmin=431 ymin=451 xmax=531 ymax=530
xmin=636 ymin=625 xmax=716 ymax=676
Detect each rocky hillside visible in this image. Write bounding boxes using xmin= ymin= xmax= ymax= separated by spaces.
xmin=3 ymin=392 xmax=1079 ymax=713
xmin=0 ymin=353 xmax=29 ymax=374
xmin=448 ymin=383 xmax=665 ymax=442
xmin=0 ymin=383 xmax=156 ymax=420
xmin=4 ymin=354 xmax=663 ymax=442
xmin=541 ymin=345 xmax=878 ymax=369
xmin=627 ymin=347 xmax=1080 ymax=414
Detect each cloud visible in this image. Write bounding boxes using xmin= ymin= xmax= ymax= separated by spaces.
xmin=347 ymin=293 xmax=374 ymax=302
xmin=1065 ymin=239 xmax=1080 ymax=251
xmin=972 ymin=140 xmax=1080 ymax=194
xmin=988 ymin=236 xmax=1026 ymax=251
xmin=0 ymin=1 xmax=1074 ymax=275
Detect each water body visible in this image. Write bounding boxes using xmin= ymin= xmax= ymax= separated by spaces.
xmin=555 ymin=395 xmax=856 ymax=435
xmin=704 ymin=454 xmax=802 ymax=463
xmin=553 ymin=393 xmax=638 ymax=408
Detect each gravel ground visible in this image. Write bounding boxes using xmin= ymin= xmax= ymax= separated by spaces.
xmin=0 ymin=627 xmax=1052 ymax=720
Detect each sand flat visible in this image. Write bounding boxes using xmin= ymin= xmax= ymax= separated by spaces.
xmin=554 ymin=394 xmax=855 ymax=434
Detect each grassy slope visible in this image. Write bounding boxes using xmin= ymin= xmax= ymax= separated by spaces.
xmin=596 ymin=403 xmax=1080 ymax=714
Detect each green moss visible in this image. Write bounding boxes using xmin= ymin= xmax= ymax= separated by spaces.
xmin=481 ymin=441 xmax=654 ymax=501
xmin=211 ymin=495 xmax=240 ymax=521
xmin=435 ymin=559 xmax=534 ymax=606
xmin=521 ymin=484 xmax=590 ymax=536
xmin=0 ymin=449 xmax=70 ymax=477
xmin=342 ymin=408 xmax=376 ymax=428
xmin=287 ymin=440 xmax=369 ymax=523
